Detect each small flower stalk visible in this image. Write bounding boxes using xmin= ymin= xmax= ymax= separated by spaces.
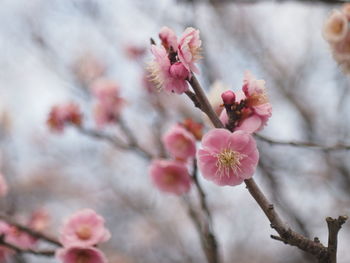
xmin=148 ymin=27 xmax=202 ymax=94
xmin=323 ymin=4 xmax=350 ymax=73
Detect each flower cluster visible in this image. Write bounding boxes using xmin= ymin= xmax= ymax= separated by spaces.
xmin=149 ymin=119 xmax=203 ymax=195
xmin=219 ymin=71 xmax=272 ymax=134
xmin=0 ymin=209 xmax=50 ymax=261
xmin=56 ymin=209 xmax=110 ymax=263
xmin=91 ymin=78 xmax=125 ymax=127
xmin=149 ymin=27 xmax=201 ymax=94
xmin=47 ymin=103 xmax=83 ymax=133
xmin=196 ymin=72 xmax=271 ymax=186
xmin=323 ymin=4 xmax=350 ymax=73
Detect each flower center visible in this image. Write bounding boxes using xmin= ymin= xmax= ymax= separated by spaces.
xmin=216 ymin=149 xmax=245 ymax=176
xmin=163 ymin=171 xmax=178 ymax=185
xmin=75 ymin=225 xmax=92 ymax=240
xmin=76 ymin=251 xmax=90 ymax=263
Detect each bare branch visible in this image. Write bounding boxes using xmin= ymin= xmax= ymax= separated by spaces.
xmin=255 ymin=134 xmax=350 ymax=151
xmin=326 ymin=216 xmax=348 ymax=263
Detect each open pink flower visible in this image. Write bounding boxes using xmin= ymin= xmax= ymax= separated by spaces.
xmin=149 ymin=45 xmax=189 ymax=94
xmin=0 ymin=173 xmax=8 ymax=197
xmin=149 ymin=159 xmax=191 ymax=195
xmin=47 ymin=103 xmax=82 ymax=133
xmin=59 ymin=209 xmax=111 ymax=247
xmin=197 ymin=129 xmax=259 ymax=186
xmin=56 ymin=246 xmax=107 ymax=263
xmin=91 ymin=79 xmax=125 ymax=127
xmin=162 ymin=124 xmax=196 ymax=161
xmin=178 ymin=27 xmax=202 ymax=74
xmin=159 ymin=26 xmax=178 ymax=51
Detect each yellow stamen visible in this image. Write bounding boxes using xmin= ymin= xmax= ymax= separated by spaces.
xmin=216 ymin=149 xmax=245 ymax=177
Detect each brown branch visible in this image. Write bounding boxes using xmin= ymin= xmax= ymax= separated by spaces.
xmin=186 ymin=73 xmax=347 ymax=262
xmin=326 ymin=216 xmax=348 ymax=263
xmin=188 ymin=76 xmax=224 ymax=129
xmin=0 ymin=235 xmax=55 ymax=257
xmin=77 ymin=126 xmax=154 ymax=160
xmin=255 ymin=134 xmax=350 ymax=151
xmin=0 ymin=213 xmax=61 ymax=247
xmin=191 ymin=159 xmax=220 ymax=263
xmin=178 ymin=0 xmax=346 ymax=5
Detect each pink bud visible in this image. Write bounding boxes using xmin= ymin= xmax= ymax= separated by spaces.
xmin=169 ymin=62 xmax=190 ymax=80
xmin=221 ymin=90 xmax=235 ymax=105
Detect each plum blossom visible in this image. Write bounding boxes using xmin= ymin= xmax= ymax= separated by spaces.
xmin=149 ymin=159 xmax=191 ymax=195
xmin=181 ymin=118 xmax=203 ymax=141
xmin=220 ymin=72 xmax=272 ymax=133
xmin=0 ymin=173 xmax=8 ymax=197
xmin=56 ymin=246 xmax=107 ymax=263
xmin=59 ymin=209 xmax=111 ymax=247
xmin=323 ymin=5 xmax=350 ymax=73
xmin=159 ymin=26 xmax=178 ymax=51
xmin=47 ymin=103 xmax=82 ymax=133
xmin=178 ymin=27 xmax=202 ymax=74
xmin=323 ymin=10 xmax=348 ymax=43
xmin=162 ymin=124 xmax=196 ymax=161
xmin=197 ymin=129 xmax=259 ymax=186
xmin=0 ymin=221 xmax=37 ymax=250
xmin=149 ymin=45 xmax=189 ymax=94
xmin=91 ymin=79 xmax=125 ymax=127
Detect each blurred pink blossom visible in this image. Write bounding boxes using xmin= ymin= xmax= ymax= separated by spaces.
xmin=59 ymin=209 xmax=111 ymax=247
xmin=323 ymin=9 xmax=348 ymax=43
xmin=197 ymin=129 xmax=259 ymax=186
xmin=47 ymin=103 xmax=82 ymax=133
xmin=149 ymin=159 xmax=191 ymax=195
xmin=162 ymin=124 xmax=196 ymax=161
xmin=91 ymin=79 xmax=125 ymax=127
xmin=56 ymin=246 xmax=107 ymax=263
xmin=178 ymin=27 xmax=202 ymax=74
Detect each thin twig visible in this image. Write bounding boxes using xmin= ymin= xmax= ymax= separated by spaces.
xmin=77 ymin=126 xmax=154 ymax=160
xmin=0 ymin=213 xmax=61 ymax=247
xmin=255 ymin=134 xmax=350 ymax=151
xmin=191 ymin=159 xmax=220 ymax=263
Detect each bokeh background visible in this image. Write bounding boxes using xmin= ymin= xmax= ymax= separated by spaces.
xmin=0 ymin=0 xmax=349 ymax=262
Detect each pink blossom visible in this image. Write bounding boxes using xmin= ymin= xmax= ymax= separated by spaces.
xmin=28 ymin=209 xmax=50 ymax=232
xmin=91 ymin=79 xmax=125 ymax=127
xmin=159 ymin=26 xmax=178 ymax=51
xmin=56 ymin=246 xmax=107 ymax=263
xmin=0 ymin=173 xmax=8 ymax=197
xmin=149 ymin=45 xmax=189 ymax=94
xmin=181 ymin=118 xmax=203 ymax=141
xmin=47 ymin=103 xmax=82 ymax=133
xmin=149 ymin=159 xmax=191 ymax=195
xmin=162 ymin=124 xmax=196 ymax=161
xmin=323 ymin=10 xmax=348 ymax=43
xmin=59 ymin=209 xmax=111 ymax=247
xmin=178 ymin=27 xmax=202 ymax=74
xmin=220 ymin=72 xmax=272 ymax=133
xmin=197 ymin=129 xmax=259 ymax=186
xmin=0 ymin=221 xmax=37 ymax=250
xmin=342 ymin=4 xmax=350 ymax=20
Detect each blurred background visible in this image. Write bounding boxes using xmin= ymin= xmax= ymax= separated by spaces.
xmin=0 ymin=0 xmax=349 ymax=262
